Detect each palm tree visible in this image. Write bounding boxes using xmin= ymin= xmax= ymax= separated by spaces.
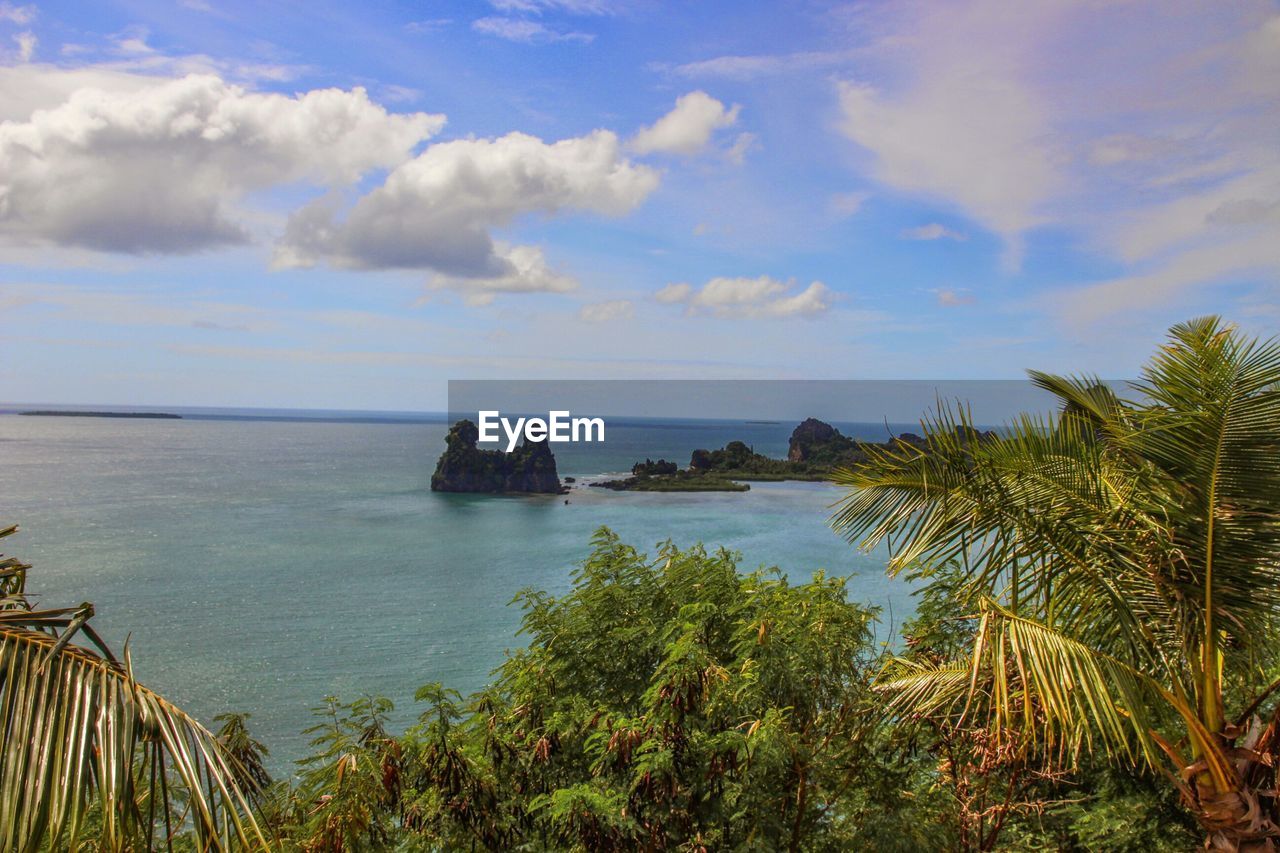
xmin=831 ymin=318 xmax=1280 ymax=851
xmin=0 ymin=523 xmax=270 ymax=851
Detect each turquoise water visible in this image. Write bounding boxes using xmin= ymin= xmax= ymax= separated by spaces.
xmin=0 ymin=411 xmax=915 ymax=771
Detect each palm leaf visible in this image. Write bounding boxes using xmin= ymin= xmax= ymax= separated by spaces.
xmin=876 ymin=604 xmax=1236 ymax=787
xmin=0 ymin=624 xmax=271 ymax=851
xmin=0 ymin=524 xmax=270 ymax=851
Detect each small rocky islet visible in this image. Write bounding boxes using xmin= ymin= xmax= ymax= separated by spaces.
xmin=429 ymin=419 xmax=566 ymax=494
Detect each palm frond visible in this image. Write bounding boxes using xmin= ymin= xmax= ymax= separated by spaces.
xmin=876 ymin=656 xmax=974 ymax=721
xmin=0 ymin=624 xmax=270 ymax=851
xmin=1130 ymin=317 xmax=1280 ymax=642
xmin=877 ymin=603 xmax=1234 ymax=784
xmin=831 ymin=400 xmax=1177 ymax=678
xmin=0 ymin=524 xmax=269 ymax=851
xmin=1 ymin=524 xmax=31 ymax=609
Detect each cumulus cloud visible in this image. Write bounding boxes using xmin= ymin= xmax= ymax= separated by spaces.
xmin=427 ymin=244 xmax=576 ymax=305
xmin=654 ymin=282 xmax=691 ymax=303
xmin=629 ymin=91 xmax=740 ymax=156
xmin=275 ymin=129 xmax=659 ymax=296
xmin=0 ymin=73 xmax=444 ymax=253
xmin=579 ymin=299 xmax=634 ymax=323
xmin=657 ymin=276 xmax=831 ymax=319
xmin=903 ymin=223 xmax=967 ymax=241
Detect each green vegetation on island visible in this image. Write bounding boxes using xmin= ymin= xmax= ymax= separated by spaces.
xmin=590 ymin=457 xmax=752 ymax=491
xmin=594 ymin=419 xmax=956 ymax=491
xmin=3 ymin=317 xmax=1277 ymax=852
xmin=431 ymin=418 xmax=566 ymax=494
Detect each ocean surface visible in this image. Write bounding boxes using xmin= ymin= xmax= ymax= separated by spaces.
xmin=0 ymin=407 xmax=920 ymax=772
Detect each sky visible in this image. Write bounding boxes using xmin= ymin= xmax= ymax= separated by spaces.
xmin=0 ymin=0 xmax=1277 ymax=410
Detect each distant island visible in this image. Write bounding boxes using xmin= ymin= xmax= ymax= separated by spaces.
xmin=591 ymin=417 xmax=989 ymax=492
xmin=430 ymin=415 xmax=993 ymax=495
xmin=591 ymin=458 xmax=752 ymax=492
xmin=430 ymin=419 xmax=566 ymax=494
xmin=18 ymin=410 xmax=182 ymax=419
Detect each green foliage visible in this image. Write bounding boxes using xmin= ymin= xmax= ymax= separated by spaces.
xmin=833 ymin=317 xmax=1280 ymax=849
xmin=592 ymin=470 xmax=751 ymax=491
xmin=0 ymin=524 xmax=268 ymax=852
xmin=278 ymin=529 xmax=899 ymax=850
xmin=431 ymin=419 xmax=563 ymax=494
xmin=632 ymin=458 xmax=679 ymax=476
xmin=215 ymin=712 xmax=273 ymax=803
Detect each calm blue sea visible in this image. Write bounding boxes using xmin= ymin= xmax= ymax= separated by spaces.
xmin=0 ymin=408 xmax=919 ymax=771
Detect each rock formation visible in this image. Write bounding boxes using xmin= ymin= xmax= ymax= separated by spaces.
xmin=786 ymin=418 xmax=858 ymax=465
xmin=430 ymin=419 xmax=565 ymax=494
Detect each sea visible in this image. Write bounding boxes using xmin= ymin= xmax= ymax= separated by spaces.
xmin=0 ymin=406 xmax=921 ymax=772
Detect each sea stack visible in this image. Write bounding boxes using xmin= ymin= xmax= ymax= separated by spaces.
xmin=787 ymin=418 xmax=858 ymax=463
xmin=430 ymin=419 xmax=565 ymax=494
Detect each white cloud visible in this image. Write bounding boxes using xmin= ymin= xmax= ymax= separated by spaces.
xmin=828 ymin=191 xmax=870 ymax=219
xmin=1087 ymin=134 xmax=1176 ymax=167
xmin=405 ymin=19 xmax=452 ymax=34
xmin=488 ymin=0 xmax=620 ymax=13
xmin=579 ymin=299 xmax=634 ymax=323
xmin=13 ymin=29 xmax=33 ymax=61
xmin=1041 ymin=229 xmax=1280 ymax=329
xmin=114 ymin=31 xmax=155 ymax=56
xmin=629 ymin=91 xmax=740 ymax=156
xmin=657 ymin=275 xmax=832 ymax=319
xmin=472 ymin=16 xmax=593 ymax=43
xmin=664 ymin=50 xmax=852 ymax=81
xmin=836 ymin=0 xmax=1280 ymax=318
xmin=831 ymin=2 xmax=1092 ymax=264
xmin=429 ymin=244 xmax=577 ymax=305
xmin=725 ymin=131 xmax=756 ymax=166
xmin=837 ymin=67 xmax=1054 ymax=267
xmin=276 ymin=129 xmax=658 ymax=297
xmin=654 ymin=282 xmax=691 ymax=303
xmin=903 ymin=223 xmax=967 ymax=241
xmin=0 ymin=3 xmax=34 ymax=24
xmin=1103 ymin=166 xmax=1280 ymax=263
xmin=0 ymin=65 xmax=179 ymax=121
xmin=0 ymin=72 xmax=443 ymax=253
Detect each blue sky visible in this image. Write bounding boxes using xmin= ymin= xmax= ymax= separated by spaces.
xmin=1 ymin=0 xmax=1277 ymax=409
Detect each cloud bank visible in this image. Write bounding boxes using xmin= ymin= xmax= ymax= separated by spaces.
xmin=0 ymin=65 xmax=732 ymax=302
xmin=0 ymin=73 xmax=443 ymax=253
